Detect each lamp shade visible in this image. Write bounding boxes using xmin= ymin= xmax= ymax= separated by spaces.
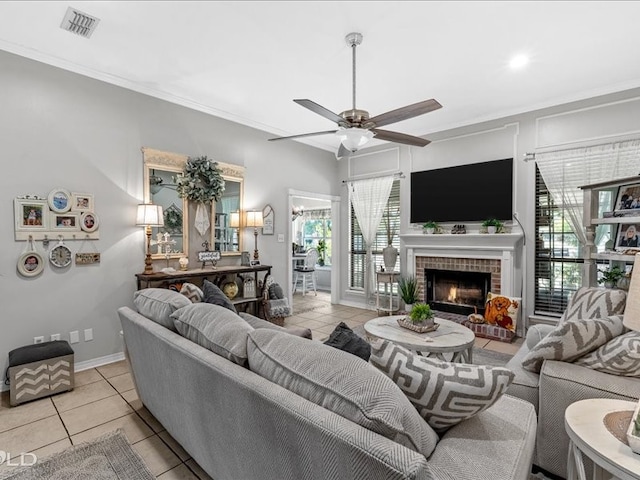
xmin=136 ymin=204 xmax=164 ymax=227
xmin=244 ymin=210 xmax=264 ymax=228
xmin=337 ymin=127 xmax=374 ymax=152
xmin=623 ymin=253 xmax=640 ymax=332
xmin=229 ymin=211 xmax=240 ymax=228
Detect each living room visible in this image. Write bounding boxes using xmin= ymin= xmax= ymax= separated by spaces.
xmin=2 ymin=2 xmax=640 ymax=479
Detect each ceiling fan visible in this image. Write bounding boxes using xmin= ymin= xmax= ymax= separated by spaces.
xmin=268 ymin=32 xmax=442 ymax=158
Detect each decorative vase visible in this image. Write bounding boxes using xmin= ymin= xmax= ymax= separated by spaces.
xmin=424 ymin=228 xmax=435 ymax=235
xmin=382 ymin=245 xmax=398 ymax=271
xmin=487 ymin=226 xmax=497 ymax=234
xmin=178 ymin=256 xmax=189 ymax=271
xmin=404 ymin=303 xmax=414 ymax=313
xmin=604 ymin=281 xmax=616 ymax=289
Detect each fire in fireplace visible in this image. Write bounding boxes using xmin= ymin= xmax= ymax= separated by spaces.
xmin=424 ymin=268 xmax=491 ymax=315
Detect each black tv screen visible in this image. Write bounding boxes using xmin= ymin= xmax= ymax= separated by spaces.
xmin=410 ymin=158 xmax=513 ymax=223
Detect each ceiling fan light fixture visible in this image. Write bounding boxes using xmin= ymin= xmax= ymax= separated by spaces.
xmin=337 ymin=128 xmax=373 ymax=152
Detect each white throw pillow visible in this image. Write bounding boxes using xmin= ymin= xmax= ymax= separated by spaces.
xmin=247 ymin=329 xmax=439 ymax=457
xmin=521 ymin=315 xmax=624 ymax=373
xmin=574 ymin=332 xmax=640 ymax=377
xmin=560 ymin=287 xmax=627 ymax=324
xmin=369 ymin=338 xmax=514 ymax=432
xmin=133 ymin=288 xmax=191 ymax=331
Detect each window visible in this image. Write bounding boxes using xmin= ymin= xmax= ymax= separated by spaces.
xmin=300 ymin=209 xmax=332 ymax=266
xmin=349 ymin=180 xmax=400 ymax=290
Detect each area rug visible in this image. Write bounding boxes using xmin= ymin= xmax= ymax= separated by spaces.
xmin=0 ymin=429 xmax=154 ymax=480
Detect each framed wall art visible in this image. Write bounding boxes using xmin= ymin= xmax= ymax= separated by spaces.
xmin=48 ymin=188 xmax=72 ymax=213
xmin=262 ymin=204 xmax=274 ymax=235
xmin=51 ymin=212 xmax=80 ymax=231
xmin=615 ymin=223 xmax=640 ymax=252
xmin=15 ymin=198 xmax=48 ymax=233
xmin=80 ymin=211 xmax=99 ymax=233
xmin=614 ymin=182 xmax=640 ymax=215
xmin=17 ymin=251 xmax=45 ymax=277
xmin=71 ymin=192 xmax=94 ymax=212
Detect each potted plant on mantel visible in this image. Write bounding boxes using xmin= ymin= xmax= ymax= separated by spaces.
xmin=482 ymin=218 xmax=504 ymax=234
xmin=423 ymin=221 xmax=438 ymax=234
xmin=398 ymin=275 xmax=420 ymax=312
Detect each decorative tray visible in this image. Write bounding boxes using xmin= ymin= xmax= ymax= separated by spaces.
xmin=625 ymin=399 xmax=640 ymax=454
xmin=397 ymin=317 xmax=439 ymax=333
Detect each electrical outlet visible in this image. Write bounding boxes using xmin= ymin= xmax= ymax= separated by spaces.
xmin=84 ymin=328 xmax=93 ymax=341
xmin=277 ymin=233 xmax=284 ymax=242
xmin=50 ymin=333 xmax=61 ymax=341
xmin=33 ymin=336 xmax=44 ymax=344
xmin=69 ymin=331 xmax=80 ymax=344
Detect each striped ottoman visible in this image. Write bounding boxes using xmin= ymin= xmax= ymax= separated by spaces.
xmin=8 ymin=340 xmax=74 ymax=406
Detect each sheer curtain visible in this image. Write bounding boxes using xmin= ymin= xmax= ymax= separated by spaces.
xmin=350 ymin=176 xmax=394 ymax=304
xmin=535 ymin=139 xmax=640 ymax=246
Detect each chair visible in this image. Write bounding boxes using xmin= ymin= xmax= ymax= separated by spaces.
xmin=293 ymin=248 xmax=318 ymax=296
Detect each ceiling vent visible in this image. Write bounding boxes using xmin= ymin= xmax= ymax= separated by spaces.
xmin=60 ymin=7 xmax=100 ymax=39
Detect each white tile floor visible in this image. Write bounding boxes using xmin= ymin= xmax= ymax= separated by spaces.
xmin=0 ymin=293 xmax=523 ymax=479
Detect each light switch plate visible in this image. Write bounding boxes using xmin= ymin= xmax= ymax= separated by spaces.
xmin=277 ymin=234 xmax=284 ymax=242
xmin=84 ymin=328 xmax=93 ymax=341
xmin=70 ymin=331 xmax=80 ymax=344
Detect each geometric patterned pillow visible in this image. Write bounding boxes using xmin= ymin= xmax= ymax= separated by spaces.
xmin=521 ymin=315 xmax=625 ymax=373
xmin=573 ymin=332 xmax=640 ymax=377
xmin=560 ymin=287 xmax=627 ymax=324
xmin=369 ymin=339 xmax=514 ymax=432
xmin=179 ymin=282 xmax=204 ymax=303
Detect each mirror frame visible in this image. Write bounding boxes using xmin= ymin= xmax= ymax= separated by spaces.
xmin=142 ymin=147 xmax=189 ymax=260
xmin=215 ymin=162 xmax=245 ymax=256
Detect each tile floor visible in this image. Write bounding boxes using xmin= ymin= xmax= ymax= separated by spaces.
xmin=0 ymin=293 xmax=523 ymax=479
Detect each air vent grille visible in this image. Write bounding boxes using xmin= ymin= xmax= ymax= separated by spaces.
xmin=60 ymin=7 xmax=100 ymax=39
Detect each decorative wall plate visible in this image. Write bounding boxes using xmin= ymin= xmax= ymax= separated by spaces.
xmin=80 ymin=211 xmax=99 ymax=233
xmin=17 ymin=251 xmax=45 ymax=277
xmin=50 ymin=238 xmax=72 ymax=268
xmin=48 ymin=188 xmax=72 ymax=213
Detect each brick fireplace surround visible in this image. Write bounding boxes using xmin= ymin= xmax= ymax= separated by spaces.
xmin=400 ymin=230 xmax=525 ymax=336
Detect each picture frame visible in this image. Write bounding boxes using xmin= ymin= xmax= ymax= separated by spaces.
xmin=241 ymin=251 xmax=251 ymax=266
xmin=262 ymin=204 xmax=274 ymax=235
xmin=614 ymin=223 xmax=640 ymax=252
xmin=80 ymin=211 xmax=99 ymax=233
xmin=14 ymin=198 xmax=48 ymax=232
xmin=17 ymin=251 xmax=45 ymax=277
xmin=48 ymin=188 xmax=72 ymax=213
xmin=51 ymin=212 xmax=80 ymax=231
xmin=75 ymin=253 xmax=101 ymax=265
xmin=614 ymin=183 xmax=640 ymax=215
xmin=71 ymin=192 xmax=94 ymax=212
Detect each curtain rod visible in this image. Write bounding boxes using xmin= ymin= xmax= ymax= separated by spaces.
xmin=523 ymin=136 xmax=640 ymax=162
xmin=341 ymin=172 xmax=405 ymax=184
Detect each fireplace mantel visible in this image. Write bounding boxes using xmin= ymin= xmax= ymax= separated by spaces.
xmin=400 ymin=230 xmax=524 ymax=299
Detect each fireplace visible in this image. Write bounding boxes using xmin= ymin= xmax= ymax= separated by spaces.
xmin=425 ymin=268 xmax=491 ymax=316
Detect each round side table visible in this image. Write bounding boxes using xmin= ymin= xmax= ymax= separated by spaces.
xmin=565 ymin=398 xmax=640 ymax=480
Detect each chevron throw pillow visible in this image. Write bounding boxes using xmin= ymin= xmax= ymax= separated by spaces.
xmin=573 ymin=331 xmax=640 ymax=377
xmin=560 ymin=287 xmax=627 ymax=324
xmin=369 ymin=339 xmax=514 ymax=432
xmin=521 ymin=315 xmax=625 ymax=373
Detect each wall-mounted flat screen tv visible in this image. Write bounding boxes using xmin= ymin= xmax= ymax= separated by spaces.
xmin=410 ymin=158 xmax=513 ymax=223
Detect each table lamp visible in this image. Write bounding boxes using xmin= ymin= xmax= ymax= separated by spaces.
xmin=136 ymin=204 xmax=164 ymax=274
xmin=229 ymin=211 xmax=240 ymax=228
xmin=244 ymin=210 xmax=264 ymax=261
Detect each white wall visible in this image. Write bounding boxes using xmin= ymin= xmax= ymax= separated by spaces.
xmin=337 ymin=88 xmax=640 ymax=324
xmin=0 ymin=49 xmax=337 ymax=382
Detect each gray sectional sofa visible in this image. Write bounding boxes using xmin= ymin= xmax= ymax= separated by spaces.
xmin=118 ymin=291 xmax=537 ymax=480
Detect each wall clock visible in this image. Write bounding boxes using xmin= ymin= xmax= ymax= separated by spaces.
xmin=50 ymin=238 xmax=72 ymax=268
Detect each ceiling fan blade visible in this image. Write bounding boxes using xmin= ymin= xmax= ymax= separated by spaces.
xmin=336 ymin=143 xmax=352 ymax=160
xmin=372 ymin=129 xmax=431 ymax=147
xmin=367 ymin=99 xmax=442 ymax=128
xmin=268 ymin=130 xmax=338 ymax=142
xmin=294 ymin=99 xmax=347 ymax=125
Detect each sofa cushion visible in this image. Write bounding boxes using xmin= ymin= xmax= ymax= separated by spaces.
xmin=133 ymin=288 xmax=191 ymax=331
xmin=239 ymin=312 xmax=312 ymax=339
xmin=573 ymin=331 xmax=640 ymax=377
xmin=247 ymin=329 xmax=439 ymax=457
xmin=202 ymin=279 xmax=238 ymax=313
xmin=171 ymin=303 xmax=253 ymax=366
xmin=369 ymin=339 xmax=514 ymax=432
xmin=323 ymin=322 xmax=371 ymax=361
xmin=521 ymin=315 xmax=625 ymax=373
xmin=560 ymin=287 xmax=627 ymax=324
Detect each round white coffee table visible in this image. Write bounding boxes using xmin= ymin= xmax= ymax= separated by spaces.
xmin=565 ymin=398 xmax=640 ymax=480
xmin=363 ymin=315 xmax=475 ymax=363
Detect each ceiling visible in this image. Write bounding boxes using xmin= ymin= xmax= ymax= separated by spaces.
xmin=2 ymin=1 xmax=640 ymax=154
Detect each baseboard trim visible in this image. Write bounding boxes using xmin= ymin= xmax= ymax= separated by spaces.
xmin=1 ymin=351 xmax=125 ymax=392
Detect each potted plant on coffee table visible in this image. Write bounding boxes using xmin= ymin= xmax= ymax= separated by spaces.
xmin=398 ymin=302 xmax=438 ymax=333
xmin=482 ymin=218 xmax=503 ymax=234
xmin=398 ymin=275 xmax=419 ymax=312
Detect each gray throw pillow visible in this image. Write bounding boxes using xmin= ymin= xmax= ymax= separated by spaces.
xmin=247 ymin=329 xmax=439 ymax=458
xmin=574 ymin=332 xmax=640 ymax=377
xmin=369 ymin=338 xmax=514 ymax=432
xmin=268 ymin=283 xmax=284 ymax=300
xmin=171 ymin=303 xmax=253 ymax=366
xmin=202 ymin=279 xmax=237 ymax=313
xmin=323 ymin=322 xmax=371 ymax=361
xmin=133 ymin=288 xmax=191 ymax=331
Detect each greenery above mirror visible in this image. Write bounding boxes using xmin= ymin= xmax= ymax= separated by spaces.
xmin=175 ymin=156 xmax=225 ymax=204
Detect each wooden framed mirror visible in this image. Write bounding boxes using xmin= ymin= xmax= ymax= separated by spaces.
xmin=214 ymin=164 xmax=245 ymax=256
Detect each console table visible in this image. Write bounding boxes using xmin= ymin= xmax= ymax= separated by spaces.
xmin=135 ymin=265 xmax=272 ymax=316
